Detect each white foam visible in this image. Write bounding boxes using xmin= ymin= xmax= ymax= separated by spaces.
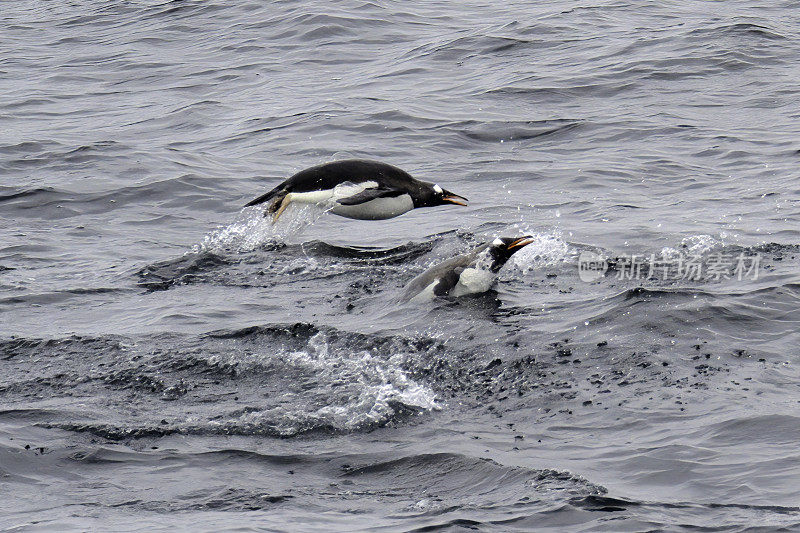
xmin=287 ymin=332 xmax=439 ymax=430
xmin=209 ymin=332 xmax=439 ymax=434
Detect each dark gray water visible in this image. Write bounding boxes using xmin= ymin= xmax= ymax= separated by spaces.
xmin=3 ymin=1 xmax=800 ymax=531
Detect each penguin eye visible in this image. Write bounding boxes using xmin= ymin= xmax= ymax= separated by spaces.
xmin=433 ymin=184 xmax=443 ymax=194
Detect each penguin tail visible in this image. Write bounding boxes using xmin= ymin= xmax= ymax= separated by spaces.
xmin=244 ymin=185 xmax=285 ymax=208
xmin=244 ymin=187 xmax=293 ymax=222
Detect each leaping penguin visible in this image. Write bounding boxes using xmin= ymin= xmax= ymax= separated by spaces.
xmin=401 ymin=236 xmax=534 ymax=303
xmin=244 ymin=159 xmax=468 ymax=222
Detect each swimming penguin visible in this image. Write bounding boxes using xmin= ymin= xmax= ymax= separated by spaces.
xmin=244 ymin=159 xmax=468 ymax=222
xmin=401 ymin=236 xmax=534 ymax=303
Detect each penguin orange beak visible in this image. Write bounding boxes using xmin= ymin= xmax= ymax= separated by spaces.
xmin=441 ymin=193 xmax=469 ymax=206
xmin=507 ymin=236 xmax=534 ymax=250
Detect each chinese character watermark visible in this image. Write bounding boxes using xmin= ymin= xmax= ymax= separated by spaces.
xmin=578 ymin=251 xmax=760 ymax=282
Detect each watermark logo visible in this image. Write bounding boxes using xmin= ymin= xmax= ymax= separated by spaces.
xmin=578 ymin=251 xmax=761 ymax=282
xmin=578 ymin=251 xmax=608 ymax=282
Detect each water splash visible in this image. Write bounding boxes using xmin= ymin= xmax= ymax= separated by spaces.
xmin=191 ymin=204 xmax=328 ymax=254
xmin=508 ymin=232 xmax=570 ymax=272
xmin=207 ymin=332 xmax=439 ymax=435
xmin=662 ymin=234 xmax=722 ymax=258
xmin=681 ymin=234 xmax=723 ymax=254
xmin=278 ymin=332 xmax=439 ymax=431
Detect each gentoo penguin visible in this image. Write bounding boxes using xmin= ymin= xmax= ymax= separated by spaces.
xmin=401 ymin=236 xmax=534 ymax=303
xmin=244 ymin=159 xmax=468 ymax=222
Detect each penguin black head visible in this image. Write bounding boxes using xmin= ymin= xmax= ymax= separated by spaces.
xmin=485 ymin=236 xmax=535 ymax=272
xmin=414 ymin=183 xmax=469 ymax=208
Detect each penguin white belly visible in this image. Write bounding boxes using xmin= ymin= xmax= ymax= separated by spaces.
xmin=330 ymin=193 xmax=414 ymax=220
xmin=407 ymin=279 xmax=440 ymax=304
xmin=450 ymin=268 xmax=495 ymax=297
xmin=286 ymin=189 xmax=337 ymax=204
xmin=287 ymin=181 xmax=375 ymax=205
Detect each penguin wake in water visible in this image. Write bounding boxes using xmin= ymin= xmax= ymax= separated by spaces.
xmin=244 ymin=159 xmax=468 ymax=222
xmin=401 ymin=236 xmax=535 ymax=303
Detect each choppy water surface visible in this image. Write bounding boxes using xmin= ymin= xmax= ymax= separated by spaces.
xmin=3 ymin=1 xmax=800 ymax=531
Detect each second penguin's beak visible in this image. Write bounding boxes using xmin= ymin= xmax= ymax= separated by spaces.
xmin=507 ymin=236 xmax=535 ymax=250
xmin=441 ymin=192 xmax=469 ymax=206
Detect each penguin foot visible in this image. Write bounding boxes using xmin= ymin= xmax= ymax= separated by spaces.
xmin=270 ymin=194 xmax=292 ymax=223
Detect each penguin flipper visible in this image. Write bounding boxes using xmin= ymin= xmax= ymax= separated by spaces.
xmin=433 ymin=267 xmax=463 ymax=296
xmin=336 ymin=187 xmax=405 ymax=206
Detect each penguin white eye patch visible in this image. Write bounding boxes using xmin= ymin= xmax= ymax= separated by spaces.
xmin=433 ymin=184 xmax=443 ymax=194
